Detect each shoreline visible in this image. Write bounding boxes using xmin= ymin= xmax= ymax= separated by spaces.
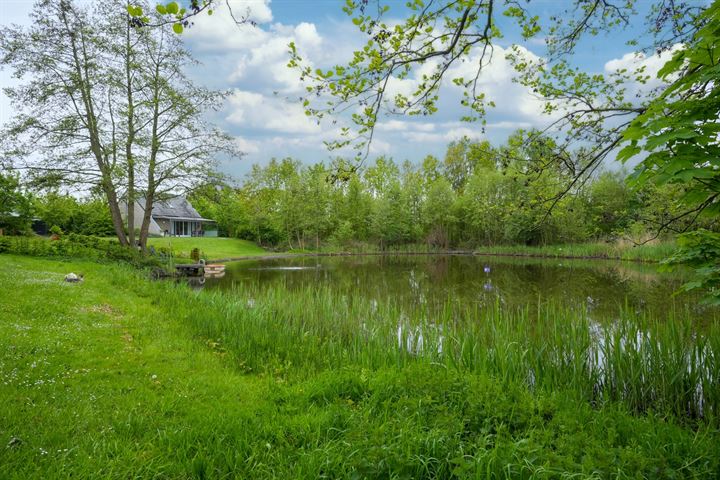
xmin=209 ymin=249 xmax=663 ymax=264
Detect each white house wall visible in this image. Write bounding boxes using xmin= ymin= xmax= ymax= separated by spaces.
xmin=120 ymin=201 xmax=163 ymax=236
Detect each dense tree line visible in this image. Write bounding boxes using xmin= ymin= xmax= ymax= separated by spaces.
xmin=0 ymin=172 xmax=115 ymax=237
xmin=189 ymin=132 xmax=710 ymax=250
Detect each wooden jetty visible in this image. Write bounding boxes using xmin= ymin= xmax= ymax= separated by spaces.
xmin=174 ymin=262 xmax=226 ymax=279
xmin=203 ymin=264 xmax=226 ymax=278
xmin=175 ymin=263 xmax=205 ymax=277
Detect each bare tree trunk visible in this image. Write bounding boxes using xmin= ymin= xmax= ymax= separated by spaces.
xmin=139 ymin=193 xmax=154 ymax=250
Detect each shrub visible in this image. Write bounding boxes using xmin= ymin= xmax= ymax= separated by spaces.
xmin=0 ymin=234 xmax=161 ymax=269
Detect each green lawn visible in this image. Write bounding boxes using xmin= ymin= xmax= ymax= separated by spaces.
xmin=1 ymin=254 xmax=719 ymax=478
xmin=146 ymin=236 xmax=265 ymax=260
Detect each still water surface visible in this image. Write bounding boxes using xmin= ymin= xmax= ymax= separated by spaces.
xmin=204 ymin=255 xmax=716 ymax=323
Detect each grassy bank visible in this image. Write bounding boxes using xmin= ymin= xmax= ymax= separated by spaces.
xmin=283 ymin=240 xmax=676 ymax=263
xmin=473 ymin=241 xmax=677 ymax=262
xmin=1 ymin=254 xmax=719 ymax=478
xmin=146 ymin=237 xmax=265 ymax=261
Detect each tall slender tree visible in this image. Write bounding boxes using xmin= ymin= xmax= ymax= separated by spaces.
xmin=1 ymin=0 xmax=236 ymax=248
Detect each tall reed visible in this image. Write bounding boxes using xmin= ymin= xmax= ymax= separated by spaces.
xmin=167 ymin=281 xmax=719 ymax=425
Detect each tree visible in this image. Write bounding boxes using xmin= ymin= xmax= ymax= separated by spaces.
xmin=0 ymin=173 xmax=33 ymax=235
xmin=130 ymin=11 xmax=235 ymax=250
xmin=423 ymin=178 xmax=457 ymax=248
xmin=1 ymin=0 xmax=130 ymax=244
xmin=586 ymin=171 xmax=631 ymax=238
xmin=290 ymin=0 xmax=708 ymax=217
xmin=0 ymin=0 xmax=235 ymax=249
xmin=618 ymin=3 xmax=720 ymax=302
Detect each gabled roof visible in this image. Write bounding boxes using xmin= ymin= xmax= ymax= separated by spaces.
xmin=147 ymin=197 xmax=212 ymax=222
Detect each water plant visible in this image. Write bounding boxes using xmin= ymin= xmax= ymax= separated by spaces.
xmin=175 ymin=282 xmax=720 ymax=426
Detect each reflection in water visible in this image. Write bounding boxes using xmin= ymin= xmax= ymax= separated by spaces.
xmin=248 ymin=266 xmax=321 ymax=271
xmin=184 ymin=277 xmax=206 ymax=290
xmin=206 ymin=254 xmax=715 ymax=324
xmin=204 ymin=254 xmax=719 ymax=417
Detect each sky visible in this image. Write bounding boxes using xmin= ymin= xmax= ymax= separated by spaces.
xmin=0 ymin=0 xmax=680 ymax=180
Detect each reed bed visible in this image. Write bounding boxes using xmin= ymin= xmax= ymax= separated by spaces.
xmin=168 ymin=281 xmax=720 ymax=426
xmin=473 ymin=241 xmax=677 ymax=262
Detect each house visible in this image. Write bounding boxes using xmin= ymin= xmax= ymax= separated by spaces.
xmin=122 ymin=197 xmax=216 ymax=237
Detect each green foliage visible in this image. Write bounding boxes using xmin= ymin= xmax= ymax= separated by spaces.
xmin=0 ymin=234 xmax=160 ymax=268
xmin=0 ymin=173 xmax=33 ymax=235
xmin=196 ymin=131 xmax=702 ymax=251
xmin=33 ymin=193 xmax=115 ymax=237
xmin=127 ymin=1 xmax=214 ymax=33
xmin=619 ymin=4 xmax=720 ymax=302
xmin=663 ymin=230 xmax=720 ymax=305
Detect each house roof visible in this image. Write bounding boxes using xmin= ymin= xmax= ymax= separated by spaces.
xmin=148 ymin=198 xmax=213 ymax=222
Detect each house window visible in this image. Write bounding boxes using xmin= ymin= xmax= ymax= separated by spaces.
xmin=173 ymin=221 xmax=188 ymax=236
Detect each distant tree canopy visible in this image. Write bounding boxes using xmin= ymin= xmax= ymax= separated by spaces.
xmin=290 ymin=0 xmax=714 ymax=224
xmin=190 ymin=131 xmax=710 ymax=251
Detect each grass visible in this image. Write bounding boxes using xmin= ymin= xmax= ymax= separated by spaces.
xmin=186 ymin=282 xmax=720 ymax=423
xmin=146 ymin=237 xmax=266 ymax=260
xmin=1 ymin=253 xmax=719 ymax=478
xmin=473 ymin=241 xmax=677 ymax=262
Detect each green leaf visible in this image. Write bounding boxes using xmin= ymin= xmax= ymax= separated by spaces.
xmin=127 ymin=5 xmax=143 ymax=17
xmin=156 ymin=4 xmax=167 ymax=14
xmin=166 ymin=2 xmax=179 ymax=15
xmin=172 ymin=23 xmax=183 ymax=34
xmin=616 ymin=144 xmax=641 ymax=163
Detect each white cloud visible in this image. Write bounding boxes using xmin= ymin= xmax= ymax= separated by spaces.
xmin=604 ymin=47 xmax=681 ymax=78
xmin=486 ymin=120 xmax=534 ymax=129
xmin=604 ymin=45 xmax=683 ymax=96
xmin=397 ymin=122 xmax=485 ymax=144
xmin=443 ymin=127 xmax=484 ymax=141
xmin=443 ymin=44 xmax=551 ymax=123
xmin=369 ymin=139 xmax=392 ymax=155
xmin=234 ymin=136 xmax=260 ymax=154
xmin=225 ymin=90 xmax=320 ymax=134
xmin=185 ymin=2 xmax=272 ymax=52
xmin=376 ymin=120 xmax=435 ymax=132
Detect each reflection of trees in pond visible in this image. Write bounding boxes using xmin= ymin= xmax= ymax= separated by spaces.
xmin=424 ymin=256 xmax=449 ymax=284
xmin=212 ymin=255 xmax=716 ymax=324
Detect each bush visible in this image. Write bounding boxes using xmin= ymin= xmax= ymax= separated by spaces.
xmin=0 ymin=237 xmax=10 ymax=253
xmin=0 ymin=234 xmax=162 ymax=268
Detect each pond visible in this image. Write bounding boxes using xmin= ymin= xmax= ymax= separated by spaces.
xmin=204 ymin=254 xmax=716 ymax=324
xmin=198 ymin=254 xmax=719 ymax=419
